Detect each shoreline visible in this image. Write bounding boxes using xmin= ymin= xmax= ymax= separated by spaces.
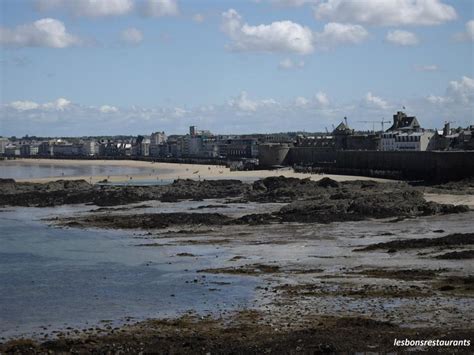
xmin=1 ymin=158 xmax=393 ymax=184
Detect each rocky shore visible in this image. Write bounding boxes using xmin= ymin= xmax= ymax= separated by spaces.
xmin=2 ymin=311 xmax=472 ymax=354
xmin=1 ymin=177 xmax=470 ymax=224
xmin=1 ymin=176 xmax=473 ymax=353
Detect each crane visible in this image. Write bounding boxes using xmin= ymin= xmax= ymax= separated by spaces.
xmin=357 ymin=119 xmax=391 ymax=132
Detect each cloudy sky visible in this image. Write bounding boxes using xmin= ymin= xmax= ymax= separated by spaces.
xmin=0 ymin=0 xmax=473 ymax=136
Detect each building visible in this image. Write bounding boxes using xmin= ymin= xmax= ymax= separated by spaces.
xmin=224 ymin=138 xmax=259 ymax=159
xmin=38 ymin=141 xmax=54 ymax=156
xmin=0 ymin=137 xmax=9 ymax=154
xmin=394 ymin=131 xmax=435 ymax=151
xmin=380 ymin=111 xmax=434 ymax=151
xmin=380 ymin=132 xmax=397 ymax=151
xmin=4 ymin=144 xmax=20 ymax=156
xmin=52 ymin=142 xmax=83 ymax=156
xmin=20 ymin=144 xmax=39 ymax=156
xmin=387 ymin=111 xmax=421 ymax=132
xmin=81 ymin=140 xmax=99 ymax=156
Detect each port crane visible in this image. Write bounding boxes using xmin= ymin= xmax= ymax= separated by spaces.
xmin=357 ymin=119 xmax=391 ymax=132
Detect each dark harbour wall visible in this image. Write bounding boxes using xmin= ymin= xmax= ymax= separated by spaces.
xmin=286 ymin=148 xmax=474 ymax=182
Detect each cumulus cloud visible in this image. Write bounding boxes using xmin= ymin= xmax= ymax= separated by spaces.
xmin=7 ymin=100 xmax=40 ymax=111
xmin=314 ymin=22 xmax=369 ymax=49
xmin=293 ymin=92 xmax=330 ymax=107
xmin=294 ymin=96 xmax=309 ymax=106
xmin=221 ymin=9 xmax=315 ymax=54
xmin=120 ymin=27 xmax=143 ymax=45
xmin=454 ymin=20 xmax=474 ymax=42
xmin=426 ymin=95 xmax=449 ymax=104
xmin=35 ymin=0 xmax=134 ymax=17
xmin=6 ymin=98 xmax=71 ymax=111
xmin=425 ymin=77 xmax=474 ymax=106
xmin=2 ymin=79 xmax=472 ymax=136
xmin=43 ymin=98 xmax=71 ymax=110
xmin=221 ymin=9 xmax=368 ymax=54
xmin=446 ymin=76 xmax=474 ymax=104
xmin=99 ymin=105 xmax=119 ymax=113
xmin=386 ymin=30 xmax=419 ymax=46
xmin=314 ymin=0 xmax=457 ymax=26
xmin=140 ymin=0 xmax=179 ymax=17
xmin=365 ymin=92 xmax=390 ymax=109
xmin=278 ymin=58 xmax=305 ymax=69
xmin=228 ymin=91 xmax=277 ymax=112
xmin=0 ymin=18 xmax=80 ymax=48
xmin=315 ymin=91 xmax=330 ymax=106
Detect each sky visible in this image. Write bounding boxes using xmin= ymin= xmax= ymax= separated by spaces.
xmin=0 ymin=0 xmax=473 ymax=137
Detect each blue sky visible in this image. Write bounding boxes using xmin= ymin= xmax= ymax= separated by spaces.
xmin=1 ymin=0 xmax=473 ymax=136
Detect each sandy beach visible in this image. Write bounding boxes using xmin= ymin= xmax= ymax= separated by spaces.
xmin=2 ymin=158 xmax=392 ymax=184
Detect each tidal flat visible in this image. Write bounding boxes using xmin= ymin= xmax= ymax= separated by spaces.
xmin=1 ymin=176 xmax=473 ymax=353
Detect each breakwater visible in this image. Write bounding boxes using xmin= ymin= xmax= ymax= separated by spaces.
xmin=264 ymin=147 xmax=474 ymax=182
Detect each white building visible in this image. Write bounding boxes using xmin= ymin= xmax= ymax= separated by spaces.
xmin=0 ymin=137 xmax=9 ymax=154
xmin=380 ymin=132 xmax=397 ymax=151
xmin=395 ymin=131 xmax=435 ymax=151
xmin=81 ymin=140 xmax=99 ymax=156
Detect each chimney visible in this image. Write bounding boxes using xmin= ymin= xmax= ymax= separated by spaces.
xmin=443 ymin=122 xmax=450 ymax=136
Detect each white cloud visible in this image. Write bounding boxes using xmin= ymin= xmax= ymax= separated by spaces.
xmin=7 ymin=100 xmax=40 ymax=111
xmin=314 ymin=0 xmax=457 ymax=26
xmin=386 ymin=30 xmax=419 ymax=46
xmin=315 ymin=91 xmax=330 ymax=106
xmin=120 ymin=27 xmax=143 ymax=45
xmin=278 ymin=58 xmax=305 ymax=69
xmin=35 ymin=0 xmax=134 ymax=17
xmin=228 ymin=91 xmax=277 ymax=112
xmin=140 ymin=0 xmax=179 ymax=17
xmin=295 ymin=96 xmax=309 ymax=106
xmin=416 ymin=64 xmax=438 ymax=72
xmin=6 ymin=98 xmax=71 ymax=111
xmin=467 ymin=20 xmax=474 ymax=41
xmin=293 ymin=92 xmax=330 ymax=107
xmin=426 ymin=76 xmax=474 ymax=105
xmin=43 ymin=98 xmax=71 ymax=110
xmin=99 ymin=105 xmax=119 ymax=113
xmin=426 ymin=95 xmax=449 ymax=104
xmin=0 ymin=18 xmax=80 ymax=48
xmin=314 ymin=22 xmax=369 ymax=49
xmin=192 ymin=13 xmax=205 ymax=23
xmin=221 ymin=9 xmax=315 ymax=54
xmin=446 ymin=76 xmax=474 ymax=104
xmin=365 ymin=92 xmax=390 ymax=109
xmin=172 ymin=107 xmax=188 ymax=117
xmin=228 ymin=91 xmax=258 ymax=111
xmin=454 ymin=20 xmax=474 ymax=42
xmin=2 ymin=79 xmax=472 ymax=136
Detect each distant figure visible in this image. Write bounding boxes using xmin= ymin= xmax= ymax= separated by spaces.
xmin=208 ymin=167 xmax=211 ymax=170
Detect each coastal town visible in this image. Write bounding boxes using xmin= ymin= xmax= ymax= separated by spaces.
xmin=1 ymin=0 xmax=473 ymax=352
xmin=1 ymin=111 xmax=473 ymax=161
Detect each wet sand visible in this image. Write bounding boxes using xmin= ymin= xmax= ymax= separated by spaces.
xmin=3 ymin=158 xmax=392 ymax=184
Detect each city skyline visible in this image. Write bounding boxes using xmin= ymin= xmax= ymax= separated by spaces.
xmin=1 ymin=0 xmax=473 ymax=136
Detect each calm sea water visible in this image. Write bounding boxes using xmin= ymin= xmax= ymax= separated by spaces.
xmin=0 ymin=204 xmax=259 ymax=339
xmin=0 ymin=161 xmax=171 ymax=180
